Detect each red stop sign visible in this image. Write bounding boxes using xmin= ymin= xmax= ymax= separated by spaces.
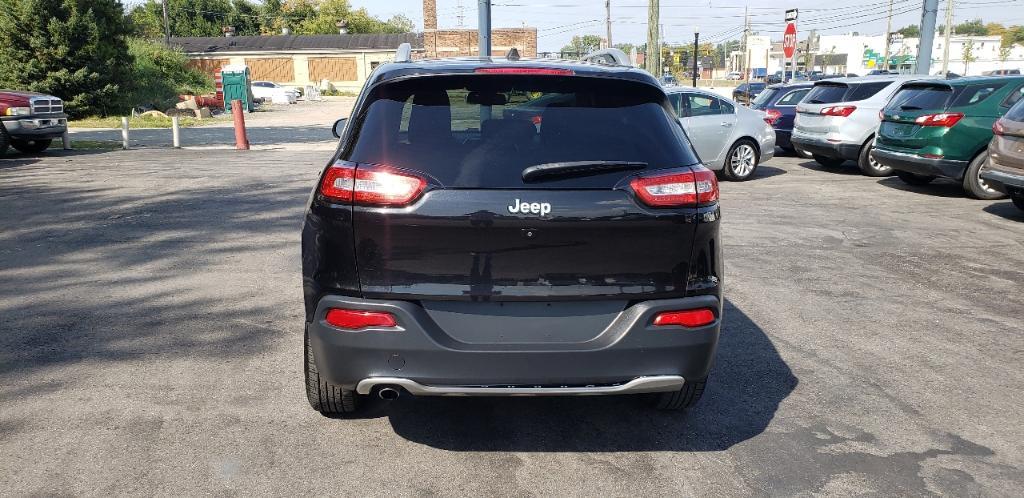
xmin=783 ymin=23 xmax=797 ymax=58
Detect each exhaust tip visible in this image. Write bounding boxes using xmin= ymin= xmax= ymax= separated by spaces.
xmin=378 ymin=387 xmax=400 ymax=400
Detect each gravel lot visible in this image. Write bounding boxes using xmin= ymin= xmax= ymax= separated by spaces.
xmin=1 ymin=148 xmax=1022 ymax=495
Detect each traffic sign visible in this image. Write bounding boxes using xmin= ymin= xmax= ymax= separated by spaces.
xmin=785 ymin=9 xmax=798 ymax=22
xmin=783 ymin=23 xmax=797 ymax=59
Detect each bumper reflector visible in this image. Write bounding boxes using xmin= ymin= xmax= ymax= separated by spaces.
xmin=653 ymin=308 xmax=716 ymax=328
xmin=325 ymin=308 xmax=397 ymax=330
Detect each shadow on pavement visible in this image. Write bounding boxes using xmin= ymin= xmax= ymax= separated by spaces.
xmin=795 ymin=160 xmax=864 ymax=175
xmin=384 ymin=300 xmax=797 ymax=452
xmin=70 ymin=125 xmax=337 ymax=148
xmin=749 ymin=165 xmax=787 ymax=180
xmin=983 ymin=200 xmax=1024 ymax=221
xmin=875 ymin=177 xmax=970 ymax=198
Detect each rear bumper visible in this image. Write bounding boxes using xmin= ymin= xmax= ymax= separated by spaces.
xmin=308 ymin=294 xmax=721 ymax=392
xmin=775 ymin=129 xmax=794 ymax=149
xmin=981 ymin=168 xmax=1024 ymax=194
xmin=790 ymin=134 xmax=860 ymax=160
xmin=871 ymin=148 xmax=968 ymax=180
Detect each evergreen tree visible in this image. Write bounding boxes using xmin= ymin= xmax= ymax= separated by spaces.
xmin=0 ymin=0 xmax=134 ymax=117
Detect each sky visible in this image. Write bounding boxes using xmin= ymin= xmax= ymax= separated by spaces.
xmin=351 ymin=0 xmax=1020 ymax=52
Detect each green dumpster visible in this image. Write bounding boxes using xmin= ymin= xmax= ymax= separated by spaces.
xmin=222 ymin=64 xmax=254 ymax=112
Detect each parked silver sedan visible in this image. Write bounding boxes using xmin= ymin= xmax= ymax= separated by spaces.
xmin=666 ymin=87 xmax=776 ymax=181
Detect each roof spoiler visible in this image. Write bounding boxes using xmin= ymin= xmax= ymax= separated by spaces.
xmin=581 ymin=48 xmax=631 ymax=67
xmin=395 ymin=42 xmax=412 ymax=63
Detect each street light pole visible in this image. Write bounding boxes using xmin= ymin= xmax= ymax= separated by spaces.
xmin=692 ymin=27 xmax=699 ymax=87
xmin=161 ymin=0 xmax=171 ymax=46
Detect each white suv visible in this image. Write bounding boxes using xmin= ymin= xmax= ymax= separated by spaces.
xmin=791 ymin=75 xmax=938 ymax=176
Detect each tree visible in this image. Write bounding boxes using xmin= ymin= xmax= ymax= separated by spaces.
xmin=613 ymin=42 xmax=635 ymax=56
xmin=962 ymin=39 xmax=975 ymax=74
xmin=999 ymin=44 xmax=1012 ymax=67
xmin=897 ymin=25 xmax=920 ymax=38
xmin=953 ymin=18 xmax=987 ymax=36
xmin=986 ymin=23 xmax=1007 ymax=37
xmin=560 ymin=35 xmax=603 ymax=57
xmin=127 ymin=38 xmax=212 ymax=110
xmin=0 ymin=0 xmax=134 ymax=118
xmin=130 ymin=0 xmax=261 ymax=38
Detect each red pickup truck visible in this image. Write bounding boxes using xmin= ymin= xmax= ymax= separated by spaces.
xmin=0 ymin=89 xmax=68 ymax=155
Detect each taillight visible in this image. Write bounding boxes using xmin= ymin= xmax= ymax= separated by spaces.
xmin=475 ymin=67 xmax=574 ymax=76
xmin=992 ymin=119 xmax=1005 ymax=135
xmin=820 ymin=105 xmax=856 ymax=117
xmin=653 ymin=308 xmax=716 ymax=327
xmin=325 ymin=308 xmax=397 ymax=330
xmin=764 ymin=109 xmax=782 ymax=125
xmin=319 ymin=162 xmax=427 ymax=206
xmin=630 ymin=166 xmax=718 ymax=207
xmin=914 ymin=112 xmax=963 ymax=127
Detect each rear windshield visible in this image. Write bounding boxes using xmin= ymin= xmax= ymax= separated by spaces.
xmin=886 ymin=85 xmax=953 ymax=111
xmin=847 ymin=81 xmax=891 ymax=101
xmin=805 ymin=83 xmax=848 ymax=104
xmin=750 ymin=88 xmax=780 ymax=109
xmin=776 ymin=88 xmax=810 ymax=106
xmin=1006 ymin=97 xmax=1024 ymax=121
xmin=344 ymin=75 xmax=697 ymax=188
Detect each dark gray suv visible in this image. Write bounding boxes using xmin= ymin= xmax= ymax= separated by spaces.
xmin=302 ymin=57 xmax=723 ymax=415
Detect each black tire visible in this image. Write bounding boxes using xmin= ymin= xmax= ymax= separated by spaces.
xmin=11 ymin=138 xmax=52 ymax=154
xmin=653 ymin=377 xmax=707 ymax=410
xmin=896 ymin=171 xmax=936 ymax=185
xmin=813 ymin=154 xmax=845 ymax=167
xmin=0 ymin=120 xmax=10 ymax=156
xmin=305 ymin=326 xmax=363 ymax=415
xmin=722 ymin=139 xmax=759 ymax=181
xmin=963 ymin=152 xmax=1007 ymax=200
xmin=858 ymin=141 xmax=892 ymax=177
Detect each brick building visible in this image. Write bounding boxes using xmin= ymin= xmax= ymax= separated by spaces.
xmin=420 ymin=0 xmax=537 ymax=58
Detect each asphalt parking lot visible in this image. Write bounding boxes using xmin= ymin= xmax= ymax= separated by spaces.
xmin=2 ymin=148 xmax=1023 ymax=495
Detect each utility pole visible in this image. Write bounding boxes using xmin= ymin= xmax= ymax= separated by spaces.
xmin=161 ymin=0 xmax=171 ymax=46
xmin=478 ymin=0 xmax=491 ymax=57
xmin=606 ymin=0 xmax=613 ymax=48
xmin=692 ymin=27 xmax=700 ymax=87
xmin=646 ymin=0 xmax=660 ymax=76
xmin=743 ymin=5 xmax=750 ymax=84
xmin=882 ymin=0 xmax=893 ymax=70
xmin=941 ymin=0 xmax=954 ymax=75
xmin=916 ymin=0 xmax=939 ymax=74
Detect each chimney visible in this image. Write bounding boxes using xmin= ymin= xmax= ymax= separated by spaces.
xmin=423 ymin=0 xmax=437 ymax=30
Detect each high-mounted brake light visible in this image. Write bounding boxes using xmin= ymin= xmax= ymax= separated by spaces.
xmin=475 ymin=67 xmax=574 ymax=75
xmin=319 ymin=162 xmax=427 ymax=206
xmin=764 ymin=109 xmax=782 ymax=125
xmin=820 ymin=105 xmax=856 ymax=117
xmin=629 ymin=165 xmax=718 ymax=207
xmin=915 ymin=112 xmax=963 ymax=128
xmin=653 ymin=308 xmax=716 ymax=328
xmin=325 ymin=308 xmax=397 ymax=330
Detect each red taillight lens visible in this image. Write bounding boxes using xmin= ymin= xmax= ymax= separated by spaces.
xmin=319 ymin=162 xmax=427 ymax=206
xmin=475 ymin=67 xmax=574 ymax=75
xmin=993 ymin=120 xmax=1005 ymax=135
xmin=630 ymin=166 xmax=718 ymax=207
xmin=820 ymin=105 xmax=856 ymax=117
xmin=764 ymin=109 xmax=782 ymax=125
xmin=915 ymin=112 xmax=963 ymax=127
xmin=653 ymin=308 xmax=716 ymax=328
xmin=325 ymin=308 xmax=397 ymax=330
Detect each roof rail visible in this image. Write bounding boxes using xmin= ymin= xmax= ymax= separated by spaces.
xmin=395 ymin=42 xmax=412 ymax=63
xmin=581 ymin=48 xmax=631 ymax=67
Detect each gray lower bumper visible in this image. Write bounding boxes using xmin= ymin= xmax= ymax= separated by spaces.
xmin=981 ymin=169 xmax=1024 ymax=194
xmin=872 ymin=148 xmax=968 ymax=180
xmin=308 ymin=294 xmax=721 ymax=390
xmin=355 ymin=375 xmax=686 ymax=396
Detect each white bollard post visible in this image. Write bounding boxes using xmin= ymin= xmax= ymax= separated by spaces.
xmin=121 ymin=117 xmax=130 ymax=150
xmin=171 ymin=116 xmax=180 ymax=148
xmin=61 ymin=131 xmax=71 ymax=150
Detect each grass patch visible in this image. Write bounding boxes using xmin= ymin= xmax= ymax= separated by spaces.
xmin=69 ymin=140 xmax=122 ymax=150
xmin=69 ymin=114 xmax=226 ymax=129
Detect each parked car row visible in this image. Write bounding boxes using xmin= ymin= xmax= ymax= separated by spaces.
xmin=750 ymin=73 xmax=1024 ymax=212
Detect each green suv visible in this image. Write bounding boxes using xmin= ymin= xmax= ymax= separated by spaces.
xmin=872 ymin=76 xmax=1024 ymax=199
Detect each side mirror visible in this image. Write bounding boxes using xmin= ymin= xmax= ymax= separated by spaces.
xmin=332 ymin=118 xmax=347 ymax=139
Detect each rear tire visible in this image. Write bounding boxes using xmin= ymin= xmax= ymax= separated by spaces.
xmin=305 ymin=325 xmax=363 ymax=415
xmin=813 ymin=154 xmax=845 ymax=167
xmin=858 ymin=141 xmax=892 ymax=177
xmin=0 ymin=121 xmax=9 ymax=156
xmin=962 ymin=152 xmax=1006 ymax=200
xmin=11 ymin=138 xmax=52 ymax=154
xmin=722 ymin=140 xmax=759 ymax=181
xmin=896 ymin=171 xmax=936 ymax=185
xmin=653 ymin=377 xmax=707 ymax=410
xmin=1012 ymin=192 xmax=1024 ymax=212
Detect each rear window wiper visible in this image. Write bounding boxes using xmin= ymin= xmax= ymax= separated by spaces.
xmin=899 ymin=105 xmax=923 ymax=110
xmin=522 ymin=161 xmax=647 ymax=182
